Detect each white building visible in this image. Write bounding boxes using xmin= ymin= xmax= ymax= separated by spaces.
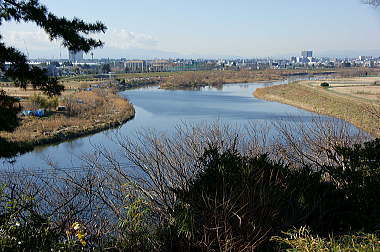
xmin=302 ymin=50 xmax=313 ymax=58
xmin=125 ymin=60 xmax=147 ymax=73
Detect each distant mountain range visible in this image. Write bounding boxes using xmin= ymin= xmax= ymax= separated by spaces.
xmin=89 ymin=47 xmax=243 ymax=60
xmin=91 ymin=48 xmax=380 ymax=60
xmin=29 ymin=47 xmax=380 ymax=60
xmin=91 ymin=48 xmax=184 ymax=59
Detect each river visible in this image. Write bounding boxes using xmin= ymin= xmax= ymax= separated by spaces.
xmin=0 ymin=79 xmax=359 ymax=171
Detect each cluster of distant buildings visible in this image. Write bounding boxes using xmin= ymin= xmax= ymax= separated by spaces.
xmin=1 ymin=49 xmax=380 ymax=79
xmin=65 ymin=49 xmax=380 ymax=72
xmin=287 ymin=50 xmax=378 ymax=69
xmin=290 ymin=50 xmax=314 ymax=65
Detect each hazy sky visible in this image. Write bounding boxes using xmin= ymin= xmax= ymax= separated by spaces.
xmin=1 ymin=0 xmax=380 ymax=58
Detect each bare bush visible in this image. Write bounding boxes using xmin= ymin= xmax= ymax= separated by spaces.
xmin=270 ymin=116 xmax=371 ymax=169
xmin=0 ymin=117 xmax=375 ymax=250
xmin=80 ymin=118 xmax=372 ymax=222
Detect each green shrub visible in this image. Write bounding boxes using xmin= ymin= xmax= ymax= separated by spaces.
xmin=322 ymin=138 xmax=380 ymax=230
xmin=0 ymin=185 xmax=59 ymax=250
xmin=30 ymin=94 xmax=48 ymax=109
xmin=117 ymin=197 xmax=158 ymax=251
xmin=46 ymin=96 xmax=59 ymax=110
xmin=0 ymin=90 xmax=21 ymax=131
xmin=320 ymin=82 xmax=330 ymax=87
xmin=170 ymin=138 xmax=380 ymax=250
xmin=272 ymin=227 xmax=380 ymax=251
xmin=0 ymin=185 xmax=95 ymax=251
xmin=171 ymin=146 xmax=321 ymax=250
xmin=30 ymin=94 xmax=59 ymax=110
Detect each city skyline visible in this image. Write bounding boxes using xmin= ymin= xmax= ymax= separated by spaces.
xmin=1 ymin=0 xmax=380 ymax=59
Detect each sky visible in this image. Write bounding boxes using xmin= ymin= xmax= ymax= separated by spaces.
xmin=1 ymin=0 xmax=380 ymax=59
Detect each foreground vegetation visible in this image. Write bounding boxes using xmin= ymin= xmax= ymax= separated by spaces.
xmin=254 ymin=77 xmax=380 ymax=137
xmin=0 ymin=120 xmax=379 ymax=251
xmin=0 ymin=89 xmax=134 ymax=157
xmin=272 ymin=227 xmax=380 ymax=251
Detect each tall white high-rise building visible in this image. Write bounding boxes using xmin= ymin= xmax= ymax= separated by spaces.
xmin=301 ymin=50 xmax=313 ymax=58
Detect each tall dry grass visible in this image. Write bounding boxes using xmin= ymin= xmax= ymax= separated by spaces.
xmin=160 ymin=68 xmax=372 ymax=89
xmin=254 ymin=80 xmax=380 ymax=137
xmin=0 ymin=89 xmax=134 ymax=144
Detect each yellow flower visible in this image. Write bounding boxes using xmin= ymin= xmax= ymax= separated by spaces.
xmin=77 ymin=230 xmax=87 ymax=246
xmin=77 ymin=232 xmax=86 ymax=240
xmin=72 ymin=222 xmax=81 ymax=230
xmin=71 ymin=221 xmax=87 ymax=247
xmin=80 ymin=239 xmax=87 ymax=246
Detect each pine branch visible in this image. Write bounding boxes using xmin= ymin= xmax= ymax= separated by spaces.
xmin=362 ymin=0 xmax=380 ymax=7
xmin=1 ymin=0 xmax=107 ymax=52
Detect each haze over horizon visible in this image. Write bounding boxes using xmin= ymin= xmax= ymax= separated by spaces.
xmin=1 ymin=0 xmax=380 ymax=59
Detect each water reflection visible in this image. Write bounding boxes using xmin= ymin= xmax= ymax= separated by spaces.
xmin=0 ymin=79 xmax=359 ymax=171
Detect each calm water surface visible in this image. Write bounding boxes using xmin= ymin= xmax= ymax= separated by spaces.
xmin=0 ymin=80 xmax=353 ymax=171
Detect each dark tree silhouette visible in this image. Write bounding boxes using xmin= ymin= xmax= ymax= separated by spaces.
xmin=363 ymin=0 xmax=380 ymax=6
xmin=0 ymin=0 xmax=106 ymax=132
xmin=0 ymin=89 xmax=20 ymax=131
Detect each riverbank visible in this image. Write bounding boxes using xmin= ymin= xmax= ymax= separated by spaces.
xmin=160 ymin=69 xmax=328 ymax=89
xmin=0 ymin=90 xmax=135 ymax=157
xmin=254 ymin=77 xmax=380 ymax=137
xmin=158 ymin=68 xmax=378 ymax=89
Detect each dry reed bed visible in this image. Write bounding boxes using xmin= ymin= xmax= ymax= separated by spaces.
xmin=0 ymin=90 xmax=135 ymax=146
xmin=159 ymin=68 xmax=376 ymax=89
xmin=254 ymin=79 xmax=380 ymax=137
xmin=160 ymin=69 xmax=330 ymax=89
xmin=0 ymin=80 xmax=105 ymax=97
